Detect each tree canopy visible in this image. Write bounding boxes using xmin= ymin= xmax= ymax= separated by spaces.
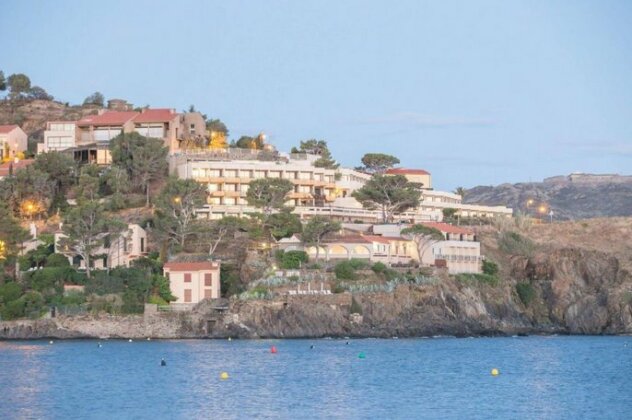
xmin=7 ymin=73 xmax=31 ymax=98
xmin=301 ymin=216 xmax=341 ymax=260
xmin=109 ymin=132 xmax=168 ymax=207
xmin=27 ymin=86 xmax=53 ymax=101
xmin=206 ymin=118 xmax=229 ymax=135
xmin=0 ymin=70 xmax=6 ymax=92
xmin=293 ymin=139 xmax=339 ymax=169
xmin=83 ymin=92 xmax=105 ymax=106
xmin=351 ymin=174 xmax=421 ymax=223
xmin=59 ymin=200 xmax=125 ymax=279
xmin=401 ymin=224 xmax=444 ymax=262
xmin=359 ymin=153 xmax=400 ymax=174
xmin=153 ymin=177 xmax=207 ymax=250
xmin=245 ymin=178 xmax=294 ymax=215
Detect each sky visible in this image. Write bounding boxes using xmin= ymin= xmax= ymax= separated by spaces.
xmin=2 ymin=0 xmax=631 ymax=190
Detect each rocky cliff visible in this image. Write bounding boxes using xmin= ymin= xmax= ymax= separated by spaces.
xmin=2 ymin=218 xmax=631 ymax=339
xmin=464 ymin=174 xmax=632 ymax=220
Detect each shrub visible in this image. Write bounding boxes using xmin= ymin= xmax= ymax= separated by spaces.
xmin=0 ymin=282 xmax=22 ymax=303
xmin=516 ymin=282 xmax=535 ymax=306
xmin=335 ymin=261 xmax=357 ymax=280
xmin=148 ymin=295 xmax=168 ymax=306
xmin=331 ymin=281 xmax=347 ymax=294
xmin=456 ymin=273 xmax=499 ymax=287
xmin=348 ymin=258 xmax=369 ymax=270
xmin=46 ymin=253 xmax=70 ymax=267
xmin=287 ymin=275 xmax=300 ymax=282
xmin=498 ymin=231 xmax=536 ymax=256
xmin=279 ymin=251 xmax=308 ymax=269
xmin=371 ymin=262 xmax=388 ymax=274
xmin=482 ymin=260 xmax=499 ymax=276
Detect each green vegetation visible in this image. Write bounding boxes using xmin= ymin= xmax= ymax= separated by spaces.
xmin=516 ymin=282 xmax=536 ymax=306
xmin=301 ymin=216 xmax=341 ymax=261
xmin=154 ymin=177 xmax=206 ymax=250
xmin=455 ymin=273 xmax=500 ymax=287
xmin=498 ymin=231 xmax=536 ymax=257
xmin=291 ymin=139 xmax=339 ymax=169
xmin=246 ymin=178 xmax=294 ymax=215
xmin=110 ymin=132 xmax=168 ymax=207
xmin=482 ymin=259 xmax=499 ymax=276
xmin=275 ymin=250 xmax=309 ymax=269
xmin=352 ymin=174 xmax=421 ymax=223
xmin=334 ymin=259 xmax=370 ymax=280
xmin=266 ymin=209 xmax=302 ymax=240
xmin=371 ymin=262 xmax=388 ymax=274
xmin=442 ymin=208 xmax=458 ymax=222
xmin=358 ymin=153 xmax=400 ymax=174
xmin=83 ymin=92 xmax=105 ymax=106
xmin=401 ymin=224 xmax=444 ymax=261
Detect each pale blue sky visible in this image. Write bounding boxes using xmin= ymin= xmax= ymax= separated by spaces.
xmin=2 ymin=0 xmax=631 ymax=190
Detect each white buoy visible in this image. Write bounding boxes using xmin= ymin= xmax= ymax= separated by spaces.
xmin=49 ymin=340 xmax=54 ymax=344
xmin=128 ymin=339 xmax=133 ymax=342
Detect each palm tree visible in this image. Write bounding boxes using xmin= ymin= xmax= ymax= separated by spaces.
xmin=454 ymin=187 xmax=466 ymax=198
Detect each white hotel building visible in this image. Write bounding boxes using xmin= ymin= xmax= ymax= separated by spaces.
xmin=171 ymin=150 xmax=513 ymax=222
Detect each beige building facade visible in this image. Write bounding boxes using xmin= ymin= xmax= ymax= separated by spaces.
xmin=0 ymin=125 xmax=27 ymax=161
xmin=163 ymin=261 xmax=221 ymax=304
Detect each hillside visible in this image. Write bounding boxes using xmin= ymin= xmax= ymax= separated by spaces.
xmin=464 ymin=173 xmax=632 ymax=220
xmin=3 ymin=217 xmax=632 ymax=339
xmin=0 ymin=99 xmax=100 ymax=146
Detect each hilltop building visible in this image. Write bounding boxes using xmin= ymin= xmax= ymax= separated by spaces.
xmin=37 ymin=106 xmax=205 ymax=162
xmin=0 ymin=125 xmax=27 ymax=161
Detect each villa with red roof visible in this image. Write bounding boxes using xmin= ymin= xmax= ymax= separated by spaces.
xmin=163 ymin=261 xmax=221 ymax=304
xmin=37 ymin=100 xmax=206 ymax=164
xmin=0 ymin=125 xmax=27 ymax=161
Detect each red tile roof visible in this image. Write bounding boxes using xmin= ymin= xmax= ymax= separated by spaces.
xmin=0 ymin=159 xmax=35 ymax=177
xmin=421 ymin=222 xmax=473 ymax=235
xmin=386 ymin=168 xmax=431 ymax=175
xmin=163 ymin=261 xmax=219 ymax=271
xmin=361 ymin=235 xmax=391 ymax=244
xmin=0 ymin=124 xmax=19 ymax=134
xmin=133 ymin=108 xmax=178 ymax=123
xmin=77 ymin=111 xmax=139 ymax=127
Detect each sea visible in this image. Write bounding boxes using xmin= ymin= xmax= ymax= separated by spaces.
xmin=0 ymin=336 xmax=630 ymax=419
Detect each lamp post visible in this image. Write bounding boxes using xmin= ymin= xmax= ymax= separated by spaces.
xmin=548 ymin=210 xmax=554 ymax=224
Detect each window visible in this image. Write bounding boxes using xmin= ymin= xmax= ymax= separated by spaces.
xmin=189 ymin=123 xmax=196 ymax=135
xmin=204 ymin=273 xmax=212 ymax=286
xmin=140 ymin=238 xmax=145 ymax=253
xmin=184 ymin=273 xmax=191 ymax=282
xmin=204 ymin=289 xmax=212 ymax=299
xmin=184 ymin=289 xmax=192 ymax=303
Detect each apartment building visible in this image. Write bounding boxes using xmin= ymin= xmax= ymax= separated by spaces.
xmin=0 ymin=125 xmax=27 ymax=161
xmin=174 ymin=151 xmax=340 ymax=219
xmin=164 ymin=261 xmax=221 ymax=304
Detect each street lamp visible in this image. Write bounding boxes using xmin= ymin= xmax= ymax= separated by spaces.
xmin=173 ymin=196 xmax=181 ymax=205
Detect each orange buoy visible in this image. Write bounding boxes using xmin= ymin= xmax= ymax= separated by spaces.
xmin=270 ymin=346 xmax=277 ymax=354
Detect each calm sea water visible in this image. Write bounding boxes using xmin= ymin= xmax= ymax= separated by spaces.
xmin=0 ymin=336 xmax=630 ymax=419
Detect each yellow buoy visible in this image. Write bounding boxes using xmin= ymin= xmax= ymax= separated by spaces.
xmin=220 ymin=372 xmax=229 ymax=380
xmin=491 ymin=368 xmax=499 ymax=376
